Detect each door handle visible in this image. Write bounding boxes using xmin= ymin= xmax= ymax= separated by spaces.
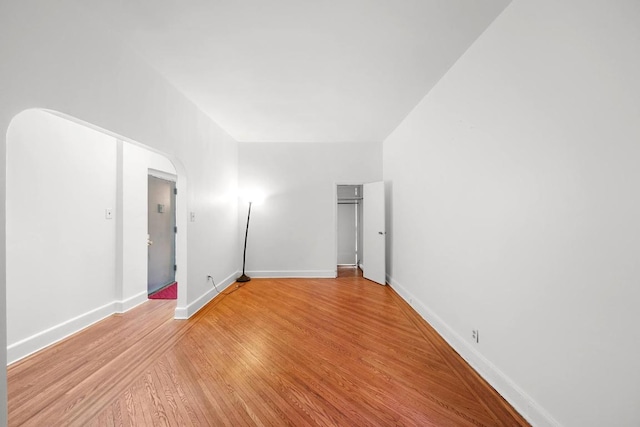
xmin=147 ymin=239 xmax=153 ymax=246
xmin=378 ymin=231 xmax=386 ymax=235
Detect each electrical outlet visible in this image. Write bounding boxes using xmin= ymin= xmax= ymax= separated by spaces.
xmin=472 ymin=329 xmax=479 ymax=343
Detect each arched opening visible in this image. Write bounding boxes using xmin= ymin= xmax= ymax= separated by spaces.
xmin=6 ymin=109 xmax=187 ymax=363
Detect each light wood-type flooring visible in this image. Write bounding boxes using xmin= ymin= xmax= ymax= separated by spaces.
xmin=8 ymin=267 xmax=529 ymax=426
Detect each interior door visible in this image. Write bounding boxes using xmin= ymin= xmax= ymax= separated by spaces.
xmin=363 ymin=181 xmax=386 ymax=285
xmin=148 ymin=175 xmax=176 ymax=294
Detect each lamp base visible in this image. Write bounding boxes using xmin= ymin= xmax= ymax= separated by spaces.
xmin=236 ymin=274 xmax=251 ymax=283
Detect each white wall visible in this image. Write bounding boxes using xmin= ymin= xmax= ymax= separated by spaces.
xmin=6 ymin=111 xmax=180 ymax=363
xmin=0 ymin=0 xmax=239 ymax=419
xmin=384 ymin=1 xmax=640 ymax=426
xmin=7 ymin=110 xmax=117 ymax=362
xmin=239 ymin=142 xmax=382 ymax=277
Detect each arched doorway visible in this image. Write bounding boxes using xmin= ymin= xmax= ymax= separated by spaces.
xmin=6 ymin=109 xmax=186 ymax=363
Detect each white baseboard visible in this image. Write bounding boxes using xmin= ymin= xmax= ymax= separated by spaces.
xmin=173 ymin=269 xmax=337 ymax=320
xmin=387 ymin=274 xmax=561 ymax=427
xmin=115 ymin=291 xmax=147 ymax=313
xmin=247 ymin=270 xmax=336 ymax=278
xmin=8 ymin=301 xmax=116 ymax=365
xmin=174 ymin=271 xmax=238 ymax=319
xmin=7 ymin=292 xmax=154 ymax=365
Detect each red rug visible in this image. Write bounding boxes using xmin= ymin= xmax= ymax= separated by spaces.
xmin=149 ymin=282 xmax=177 ymax=299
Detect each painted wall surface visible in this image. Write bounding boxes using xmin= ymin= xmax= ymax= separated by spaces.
xmin=0 ymin=0 xmax=239 ymax=418
xmin=7 ymin=110 xmax=117 ymax=358
xmin=238 ymin=142 xmax=382 ymax=277
xmin=384 ymin=1 xmax=640 ymax=426
xmin=6 ymin=111 xmax=181 ymax=363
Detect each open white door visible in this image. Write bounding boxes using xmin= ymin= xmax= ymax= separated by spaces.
xmin=363 ymin=181 xmax=386 ymax=285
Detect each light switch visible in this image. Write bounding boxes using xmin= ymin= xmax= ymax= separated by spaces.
xmin=105 ymin=208 xmax=113 ymax=219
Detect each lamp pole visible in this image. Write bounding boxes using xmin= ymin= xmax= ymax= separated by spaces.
xmin=237 ymin=201 xmax=252 ymax=282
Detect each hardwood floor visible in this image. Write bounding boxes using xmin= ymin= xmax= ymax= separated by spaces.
xmin=8 ymin=268 xmax=529 ymax=426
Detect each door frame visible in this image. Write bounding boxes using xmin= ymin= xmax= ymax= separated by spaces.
xmin=336 ymin=185 xmax=362 ymax=267
xmin=147 ymin=171 xmax=177 ymax=295
xmin=334 ymin=181 xmax=387 ymax=283
xmin=333 ymin=182 xmax=366 ymax=277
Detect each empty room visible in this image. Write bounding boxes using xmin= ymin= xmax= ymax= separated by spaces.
xmin=1 ymin=0 xmax=639 ymax=426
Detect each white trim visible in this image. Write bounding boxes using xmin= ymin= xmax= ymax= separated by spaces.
xmin=174 ymin=271 xmax=238 ymax=319
xmin=247 ymin=270 xmax=336 ymax=279
xmin=7 ymin=293 xmax=154 ymax=365
xmin=115 ymin=291 xmax=148 ymax=313
xmin=387 ymin=274 xmax=561 ymax=427
xmin=176 ymin=272 xmax=340 ymax=321
xmin=7 ymin=301 xmax=116 ymax=365
xmin=148 ymin=168 xmax=177 ymax=182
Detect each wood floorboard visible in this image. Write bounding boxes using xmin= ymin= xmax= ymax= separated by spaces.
xmin=8 ymin=268 xmax=529 ymax=426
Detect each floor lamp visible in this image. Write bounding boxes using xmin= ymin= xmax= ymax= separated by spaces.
xmin=237 ymin=201 xmax=252 ymax=283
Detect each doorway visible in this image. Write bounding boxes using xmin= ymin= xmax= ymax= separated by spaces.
xmin=336 ymin=182 xmax=386 ymax=285
xmin=6 ymin=109 xmax=184 ymax=364
xmin=148 ymin=175 xmax=177 ymax=296
xmin=337 ymin=185 xmax=362 ymax=267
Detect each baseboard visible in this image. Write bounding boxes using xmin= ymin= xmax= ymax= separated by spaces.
xmin=174 ymin=269 xmax=337 ymax=319
xmin=7 ymin=301 xmax=116 ymax=365
xmin=174 ymin=271 xmax=237 ymax=319
xmin=247 ymin=270 xmax=336 ymax=278
xmin=115 ymin=291 xmax=148 ymax=313
xmin=7 ymin=292 xmax=154 ymax=365
xmin=387 ymin=274 xmax=561 ymax=427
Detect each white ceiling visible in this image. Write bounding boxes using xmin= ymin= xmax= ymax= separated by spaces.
xmin=88 ymin=0 xmax=510 ymax=143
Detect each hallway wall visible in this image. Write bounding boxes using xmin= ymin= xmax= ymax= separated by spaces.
xmin=7 ymin=110 xmax=117 ymax=363
xmin=6 ymin=110 xmax=179 ymax=364
xmin=384 ymin=1 xmax=640 ymax=425
xmin=0 ymin=1 xmax=240 ymax=418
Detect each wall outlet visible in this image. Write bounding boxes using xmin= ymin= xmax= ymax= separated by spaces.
xmin=472 ymin=329 xmax=479 ymax=343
